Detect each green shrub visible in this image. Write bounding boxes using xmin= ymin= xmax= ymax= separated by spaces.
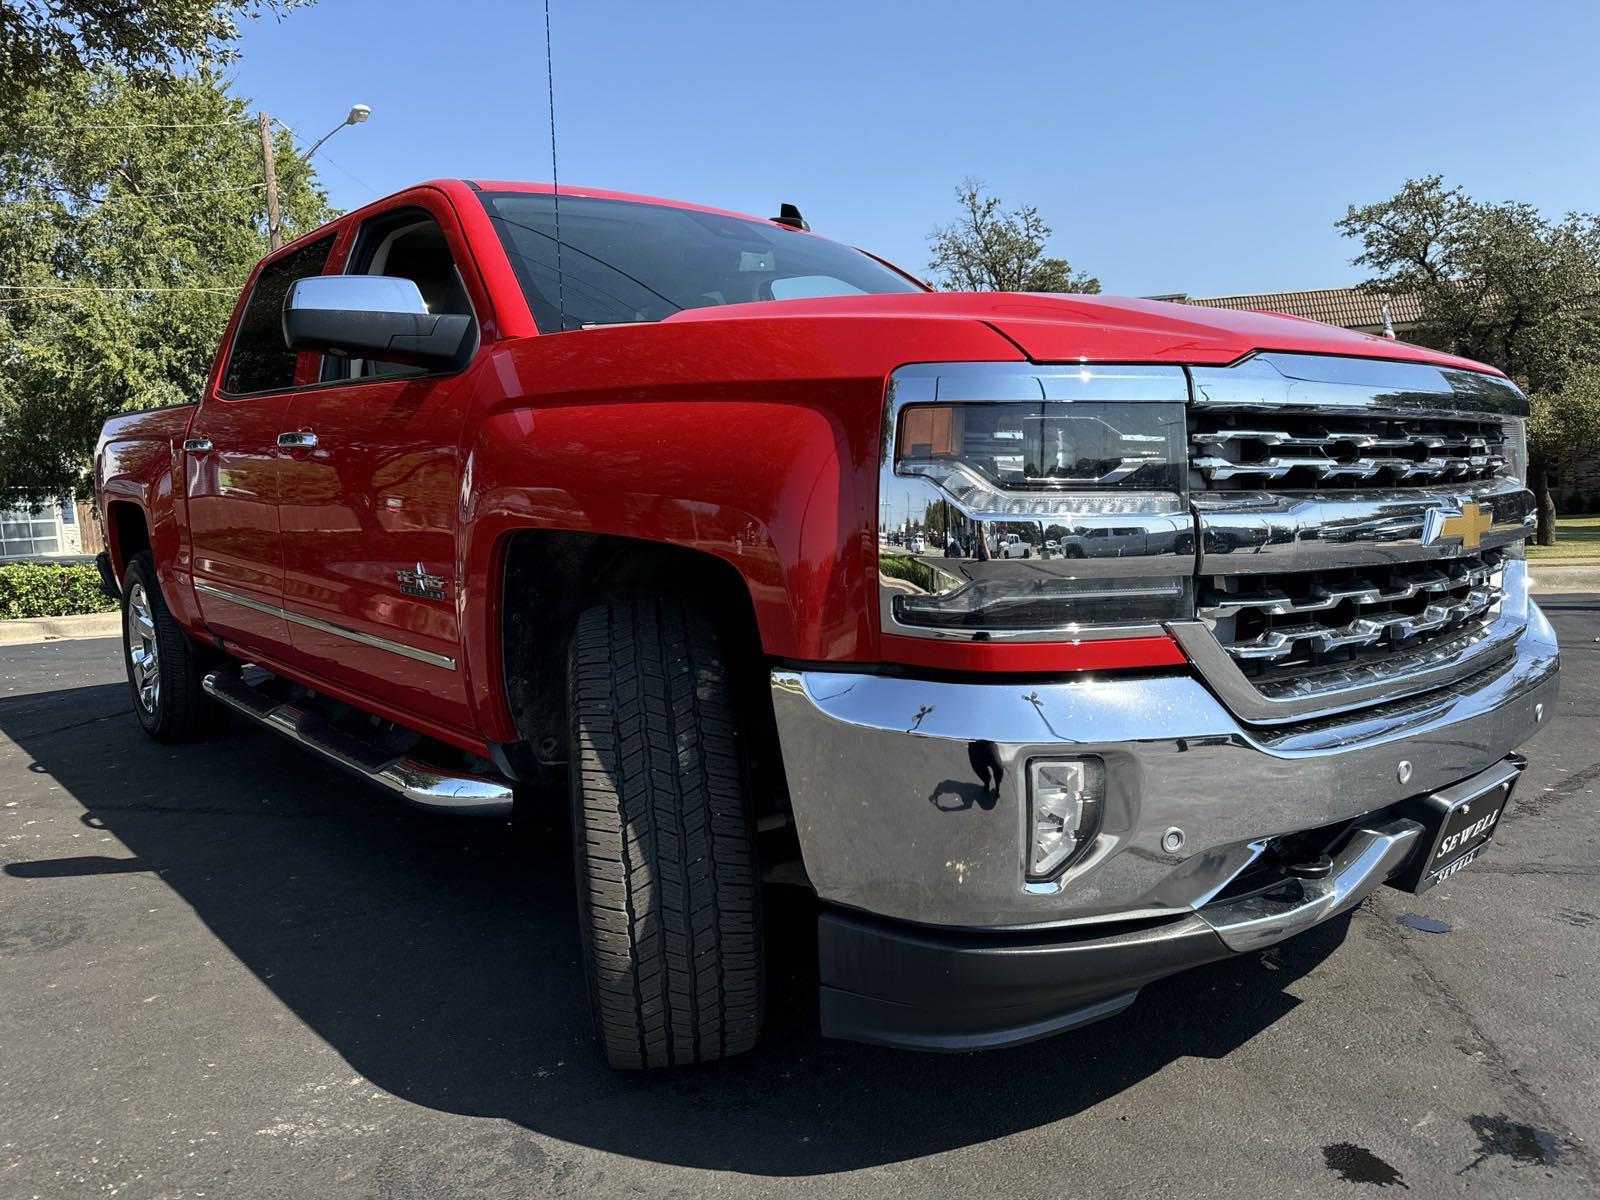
xmin=878 ymin=551 xmax=937 ymax=592
xmin=0 ymin=561 xmax=118 ymax=619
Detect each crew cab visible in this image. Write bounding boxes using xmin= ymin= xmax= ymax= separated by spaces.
xmin=95 ymin=179 xmax=1558 ymax=1069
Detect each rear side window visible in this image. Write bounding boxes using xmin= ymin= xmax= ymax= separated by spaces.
xmin=222 ymin=235 xmax=335 ymax=395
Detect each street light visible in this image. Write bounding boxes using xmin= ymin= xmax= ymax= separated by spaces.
xmin=305 ymin=103 xmax=372 ymax=160
xmin=261 ymin=102 xmax=371 ymax=250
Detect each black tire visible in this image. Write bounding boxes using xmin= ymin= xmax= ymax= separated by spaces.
xmin=121 ymin=553 xmax=225 ymax=742
xmin=567 ymin=595 xmax=763 ymax=1069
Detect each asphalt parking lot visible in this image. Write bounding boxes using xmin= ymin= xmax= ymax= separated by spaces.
xmin=3 ymin=602 xmax=1597 ymax=1199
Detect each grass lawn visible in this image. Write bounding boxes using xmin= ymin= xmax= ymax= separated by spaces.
xmin=1527 ymin=513 xmax=1600 ymax=560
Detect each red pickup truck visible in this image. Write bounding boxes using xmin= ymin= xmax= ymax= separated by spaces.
xmin=95 ymin=179 xmax=1558 ymax=1069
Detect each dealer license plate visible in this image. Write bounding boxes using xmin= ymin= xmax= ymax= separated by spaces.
xmin=1391 ymin=758 xmax=1522 ymax=894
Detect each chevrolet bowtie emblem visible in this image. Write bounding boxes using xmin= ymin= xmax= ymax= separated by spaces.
xmin=397 ymin=562 xmax=447 ymax=601
xmin=1422 ymin=500 xmax=1493 ymax=550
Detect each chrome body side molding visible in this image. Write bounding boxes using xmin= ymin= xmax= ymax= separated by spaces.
xmin=202 ymin=671 xmax=511 ymax=816
xmin=195 ymin=581 xmax=457 ymax=671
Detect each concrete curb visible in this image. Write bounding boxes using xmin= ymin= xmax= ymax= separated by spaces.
xmin=0 ymin=611 xmax=121 ymax=645
xmin=1529 ymin=565 xmax=1600 ymax=595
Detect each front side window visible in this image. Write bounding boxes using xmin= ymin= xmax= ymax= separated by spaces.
xmin=478 ymin=192 xmax=922 ymax=332
xmin=222 ymin=235 xmax=335 ymax=395
xmin=324 ymin=209 xmax=477 ymax=381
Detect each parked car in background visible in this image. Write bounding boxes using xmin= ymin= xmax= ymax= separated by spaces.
xmin=1058 ymin=525 xmax=1151 ymax=558
xmin=991 ymin=532 xmax=1033 ymax=558
xmin=95 ymin=178 xmax=1556 ymax=1071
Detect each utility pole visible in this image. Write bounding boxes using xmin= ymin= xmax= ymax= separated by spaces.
xmin=257 ymin=111 xmax=282 ymax=251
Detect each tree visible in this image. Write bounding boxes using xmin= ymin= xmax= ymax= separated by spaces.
xmin=0 ymin=68 xmax=332 ymax=501
xmin=927 ymin=178 xmax=1099 ymax=294
xmin=1337 ymin=176 xmax=1600 ymax=543
xmin=0 ymin=0 xmax=309 ymax=116
xmin=1529 ymin=360 xmax=1600 ymax=520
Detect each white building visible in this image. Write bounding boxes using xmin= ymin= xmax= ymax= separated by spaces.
xmin=0 ymin=497 xmax=87 ymax=561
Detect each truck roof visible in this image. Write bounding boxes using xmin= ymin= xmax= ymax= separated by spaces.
xmin=464 ymin=179 xmax=776 ymax=227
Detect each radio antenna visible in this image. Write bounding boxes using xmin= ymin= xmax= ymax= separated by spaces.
xmin=543 ymin=0 xmax=566 ymax=330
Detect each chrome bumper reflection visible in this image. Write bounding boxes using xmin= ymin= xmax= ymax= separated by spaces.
xmin=770 ymin=601 xmax=1557 ymax=929
xmin=1199 ymin=819 xmax=1422 ymax=952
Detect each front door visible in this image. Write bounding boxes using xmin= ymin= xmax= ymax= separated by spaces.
xmin=188 ymin=235 xmax=336 ymax=657
xmin=275 ymin=200 xmax=483 ymax=733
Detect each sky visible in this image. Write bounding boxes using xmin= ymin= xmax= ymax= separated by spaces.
xmin=230 ymin=0 xmax=1600 ymax=298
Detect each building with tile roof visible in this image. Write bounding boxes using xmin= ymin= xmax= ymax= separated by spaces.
xmin=1151 ymin=286 xmax=1420 ymax=337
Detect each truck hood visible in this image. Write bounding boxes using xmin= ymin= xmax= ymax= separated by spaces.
xmin=663 ymin=291 xmax=1502 ymax=376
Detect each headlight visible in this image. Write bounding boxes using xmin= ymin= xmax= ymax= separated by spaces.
xmin=897 ymin=400 xmax=1185 ymax=501
xmin=1501 ymin=414 xmax=1528 ymax=486
xmin=879 ymin=364 xmax=1195 ymax=648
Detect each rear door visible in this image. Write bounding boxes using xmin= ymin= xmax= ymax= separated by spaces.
xmin=274 ymin=195 xmax=485 ymax=732
xmin=187 ymin=235 xmax=336 ymax=657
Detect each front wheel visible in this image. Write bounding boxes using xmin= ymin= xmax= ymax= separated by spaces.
xmin=121 ymin=553 xmax=224 ymax=742
xmin=567 ymin=594 xmax=764 ymax=1069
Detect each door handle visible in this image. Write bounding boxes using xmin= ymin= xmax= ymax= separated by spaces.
xmin=182 ymin=438 xmax=213 ymax=454
xmin=277 ymin=431 xmax=319 ymax=450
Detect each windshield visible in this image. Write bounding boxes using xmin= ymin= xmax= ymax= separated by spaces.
xmin=477 ymin=191 xmax=923 ymax=332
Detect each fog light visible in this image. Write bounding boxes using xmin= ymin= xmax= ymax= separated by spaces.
xmin=1028 ymin=758 xmax=1105 ymax=879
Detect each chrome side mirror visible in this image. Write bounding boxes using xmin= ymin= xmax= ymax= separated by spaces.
xmin=282 ymin=275 xmax=473 ymax=367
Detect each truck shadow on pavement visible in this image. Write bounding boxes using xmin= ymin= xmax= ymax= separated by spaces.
xmin=2 ymin=681 xmax=1350 ymax=1176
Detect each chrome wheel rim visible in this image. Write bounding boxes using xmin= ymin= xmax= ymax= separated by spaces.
xmin=128 ymin=582 xmax=160 ymax=716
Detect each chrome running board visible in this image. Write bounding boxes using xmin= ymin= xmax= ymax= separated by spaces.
xmin=201 ymin=671 xmax=513 ymax=817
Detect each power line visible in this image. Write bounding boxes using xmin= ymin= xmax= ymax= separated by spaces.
xmin=0 ymin=284 xmax=238 ymax=294
xmin=28 ymin=118 xmax=256 ymax=131
xmin=271 ymin=116 xmax=376 ymax=193
xmin=81 ymin=119 xmax=253 ymax=129
xmin=308 ymin=148 xmax=374 ymax=194
xmin=55 ymin=182 xmax=267 ymax=206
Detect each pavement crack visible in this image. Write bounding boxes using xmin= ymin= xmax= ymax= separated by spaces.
xmin=1504 ymin=758 xmax=1600 ymax=823
xmin=6 ymin=710 xmax=123 ymax=741
xmin=1367 ymin=913 xmax=1600 ymax=1187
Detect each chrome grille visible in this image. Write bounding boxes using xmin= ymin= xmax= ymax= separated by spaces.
xmin=1191 ymin=413 xmax=1507 ymax=489
xmin=1200 ymin=552 xmax=1505 ymax=676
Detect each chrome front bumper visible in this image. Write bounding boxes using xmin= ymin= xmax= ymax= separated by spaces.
xmin=770 ymin=599 xmax=1558 ymax=931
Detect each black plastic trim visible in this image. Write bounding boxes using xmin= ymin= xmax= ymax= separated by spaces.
xmin=817 ymin=906 xmax=1233 ymax=1052
xmin=94 ymin=551 xmax=120 ymax=600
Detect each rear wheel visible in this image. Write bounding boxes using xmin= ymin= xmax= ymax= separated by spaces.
xmin=567 ymin=594 xmax=763 ymax=1069
xmin=121 ymin=553 xmax=224 ymax=742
